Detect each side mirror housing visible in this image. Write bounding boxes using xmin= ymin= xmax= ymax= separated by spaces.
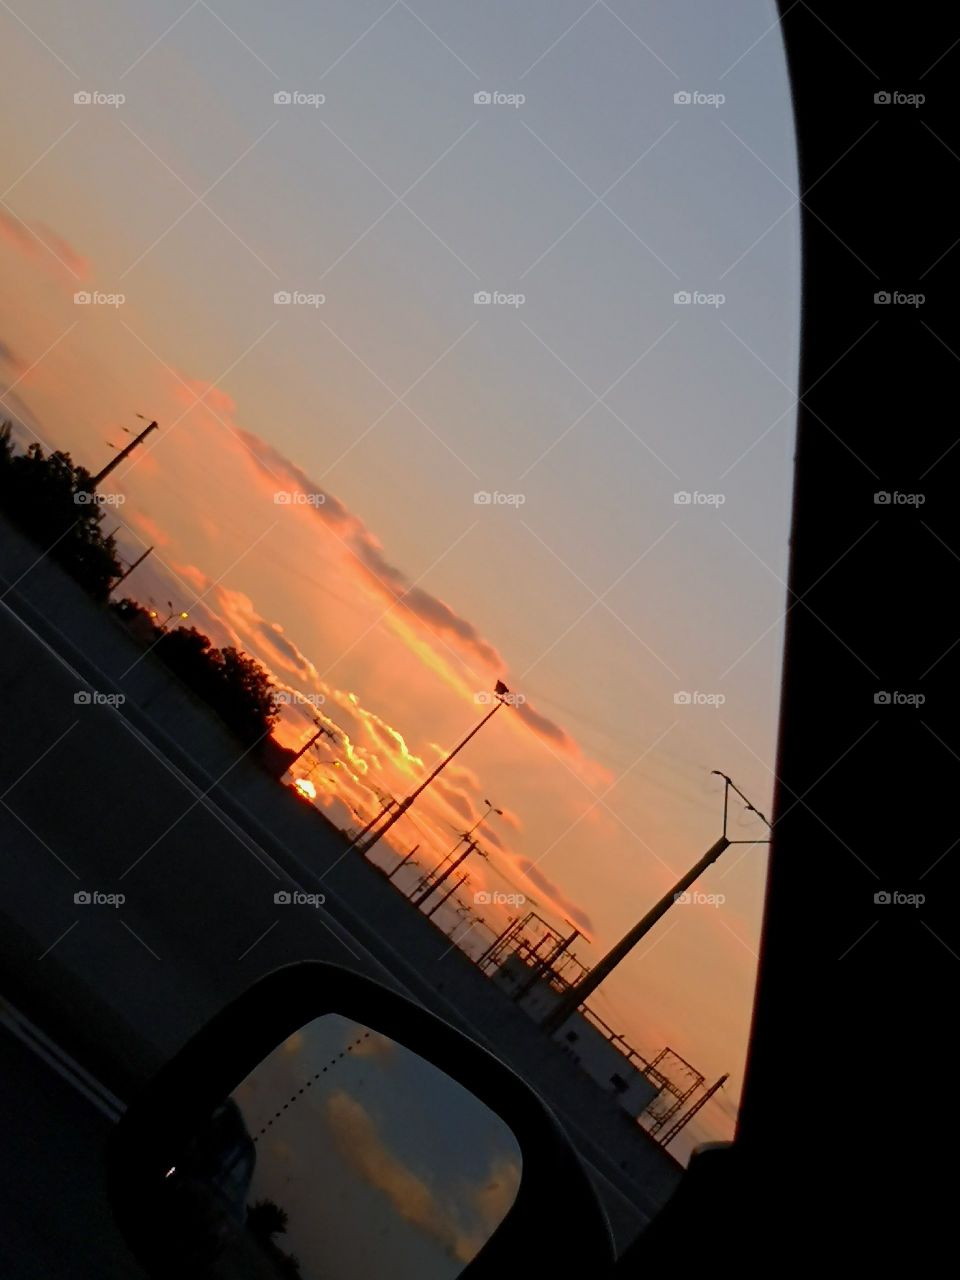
xmin=107 ymin=962 xmax=615 ymax=1279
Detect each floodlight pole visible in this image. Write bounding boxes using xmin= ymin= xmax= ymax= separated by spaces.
xmin=353 ymin=689 xmax=512 ymax=857
xmin=540 ymin=772 xmax=771 ymax=1034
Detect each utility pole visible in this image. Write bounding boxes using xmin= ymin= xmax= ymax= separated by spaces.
xmin=659 ymin=1074 xmax=729 ymax=1148
xmin=541 ymin=836 xmax=731 ymax=1034
xmin=425 ymin=872 xmax=469 ymax=920
xmin=286 ymin=722 xmax=336 ymax=772
xmin=421 ymin=799 xmax=504 ymax=892
xmin=476 ymin=915 xmax=523 ymax=969
xmin=111 ymin=544 xmax=154 ymax=590
xmin=541 ymin=773 xmax=770 ymax=1035
xmin=387 ymin=844 xmax=420 ymax=880
xmin=352 ymin=683 xmax=514 ymax=857
xmin=347 ymin=797 xmax=400 ymax=851
xmin=411 ymin=840 xmax=480 ymax=908
xmin=88 ymin=419 xmax=158 ymax=489
xmin=513 ymin=925 xmax=581 ymax=1002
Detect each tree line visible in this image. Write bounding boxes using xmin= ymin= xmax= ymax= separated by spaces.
xmin=1 ymin=424 xmax=279 ymax=745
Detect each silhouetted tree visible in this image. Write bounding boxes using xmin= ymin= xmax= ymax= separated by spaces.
xmin=246 ymin=1198 xmax=289 ymax=1243
xmin=111 ymin=601 xmax=280 ymax=745
xmin=214 ymin=646 xmax=279 ymax=744
xmin=246 ymin=1199 xmax=303 ymax=1277
xmin=0 ymin=421 xmax=121 ymax=599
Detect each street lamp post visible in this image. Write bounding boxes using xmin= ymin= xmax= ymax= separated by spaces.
xmin=149 ymin=601 xmax=189 ymax=630
xmin=412 ymin=840 xmax=484 ymax=909
xmin=352 ymin=682 xmax=514 ymax=858
xmin=414 ymin=798 xmax=503 ymax=895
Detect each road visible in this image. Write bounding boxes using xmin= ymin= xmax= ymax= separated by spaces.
xmin=0 ymin=1013 xmax=142 ymax=1279
xmin=0 ymin=522 xmax=681 ymax=1259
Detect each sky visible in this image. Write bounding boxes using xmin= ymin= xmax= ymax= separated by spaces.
xmin=0 ymin=1 xmax=799 ymax=1159
xmin=232 ymin=1014 xmax=522 ymax=1277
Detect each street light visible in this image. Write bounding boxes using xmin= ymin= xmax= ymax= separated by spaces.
xmin=415 ymin=798 xmax=504 ymax=895
xmin=149 ymin=600 xmax=189 ymax=630
xmin=351 ymin=681 xmax=516 ymax=857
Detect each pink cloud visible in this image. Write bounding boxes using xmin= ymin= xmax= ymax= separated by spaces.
xmin=0 ymin=209 xmax=89 ymax=279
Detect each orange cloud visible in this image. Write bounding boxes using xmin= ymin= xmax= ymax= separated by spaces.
xmin=0 ymin=208 xmax=89 ymax=278
xmin=127 ymin=510 xmax=172 ymax=548
xmin=324 ymin=1089 xmax=518 ymax=1263
xmin=170 ymin=560 xmax=209 ymax=592
xmin=231 ymin=425 xmax=505 ymax=669
xmin=226 ymin=423 xmax=595 ymax=763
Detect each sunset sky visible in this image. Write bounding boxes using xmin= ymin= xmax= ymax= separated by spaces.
xmin=0 ymin=1 xmax=799 ymax=1155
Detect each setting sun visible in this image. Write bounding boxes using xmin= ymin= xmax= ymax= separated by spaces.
xmin=293 ymin=777 xmax=317 ymax=802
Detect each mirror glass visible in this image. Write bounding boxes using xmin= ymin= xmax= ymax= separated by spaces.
xmin=161 ymin=1014 xmax=522 ymax=1279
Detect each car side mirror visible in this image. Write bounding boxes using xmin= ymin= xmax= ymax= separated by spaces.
xmin=106 ymin=962 xmax=615 ymax=1279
